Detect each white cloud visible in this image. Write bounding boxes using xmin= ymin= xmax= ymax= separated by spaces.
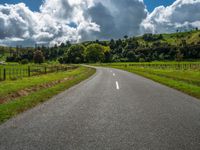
xmin=1 ymin=0 xmax=200 ymax=46
xmin=141 ymin=0 xmax=200 ymax=34
xmin=0 ymin=0 xmax=148 ymax=46
xmin=0 ymin=3 xmax=37 ymax=40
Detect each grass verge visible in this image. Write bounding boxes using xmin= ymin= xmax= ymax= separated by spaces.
xmin=95 ymin=64 xmax=200 ymax=99
xmin=0 ymin=66 xmax=96 ymax=124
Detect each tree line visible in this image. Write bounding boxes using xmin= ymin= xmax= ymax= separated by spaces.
xmin=1 ymin=31 xmax=200 ymax=64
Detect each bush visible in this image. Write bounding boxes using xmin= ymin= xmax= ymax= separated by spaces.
xmin=139 ymin=58 xmax=146 ymax=62
xmin=21 ymin=59 xmax=29 ymax=64
xmin=66 ymin=45 xmax=85 ymax=63
xmin=33 ymin=50 xmax=45 ymax=64
xmin=58 ymin=57 xmax=64 ymax=64
xmin=85 ymin=44 xmax=105 ymax=63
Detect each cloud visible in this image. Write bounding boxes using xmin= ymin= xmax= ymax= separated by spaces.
xmin=141 ymin=0 xmax=200 ymax=34
xmin=1 ymin=0 xmax=200 ymax=46
xmin=0 ymin=3 xmax=37 ymax=40
xmin=85 ymin=0 xmax=147 ymax=40
xmin=0 ymin=0 xmax=148 ymax=46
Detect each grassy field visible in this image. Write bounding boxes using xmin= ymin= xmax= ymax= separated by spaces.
xmin=136 ymin=30 xmax=200 ymax=46
xmin=0 ymin=63 xmax=77 ymax=81
xmin=95 ymin=62 xmax=200 ymax=99
xmin=0 ymin=66 xmax=96 ymax=123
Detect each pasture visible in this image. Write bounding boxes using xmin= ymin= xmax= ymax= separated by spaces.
xmin=0 ymin=66 xmax=96 ymax=123
xmin=96 ymin=62 xmax=200 ymax=99
xmin=0 ymin=63 xmax=77 ymax=81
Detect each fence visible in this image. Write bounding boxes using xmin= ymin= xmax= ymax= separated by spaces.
xmin=0 ymin=65 xmax=77 ymax=81
xmin=109 ymin=63 xmax=200 ymax=70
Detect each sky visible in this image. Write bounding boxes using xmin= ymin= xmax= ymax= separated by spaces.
xmin=0 ymin=0 xmax=200 ymax=46
xmin=0 ymin=0 xmax=43 ymax=11
xmin=0 ymin=0 xmax=176 ymax=12
xmin=144 ymin=0 xmax=175 ymax=12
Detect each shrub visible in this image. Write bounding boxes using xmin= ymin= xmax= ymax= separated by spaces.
xmin=139 ymin=58 xmax=146 ymax=62
xmin=21 ymin=59 xmax=29 ymax=64
xmin=33 ymin=50 xmax=45 ymax=64
xmin=85 ymin=44 xmax=105 ymax=63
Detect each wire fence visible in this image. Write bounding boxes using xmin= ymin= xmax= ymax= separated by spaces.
xmin=107 ymin=62 xmax=200 ymax=71
xmin=0 ymin=65 xmax=77 ymax=81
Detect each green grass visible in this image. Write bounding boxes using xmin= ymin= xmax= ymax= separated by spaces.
xmin=0 ymin=66 xmax=96 ymax=123
xmin=136 ymin=30 xmax=200 ymax=46
xmin=95 ymin=62 xmax=200 ymax=99
xmin=0 ymin=63 xmax=76 ymax=81
xmin=0 ymin=66 xmax=76 ymax=97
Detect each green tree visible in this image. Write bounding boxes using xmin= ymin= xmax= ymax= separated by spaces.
xmin=85 ymin=44 xmax=105 ymax=63
xmin=33 ymin=50 xmax=45 ymax=64
xmin=67 ymin=45 xmax=85 ymax=63
xmin=175 ymin=49 xmax=184 ymax=61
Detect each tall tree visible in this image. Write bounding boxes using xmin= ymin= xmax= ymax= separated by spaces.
xmin=66 ymin=44 xmax=85 ymax=63
xmin=85 ymin=44 xmax=105 ymax=63
xmin=33 ymin=50 xmax=45 ymax=64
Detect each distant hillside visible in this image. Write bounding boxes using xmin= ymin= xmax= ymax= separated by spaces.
xmin=1 ymin=30 xmax=200 ymax=63
xmin=136 ymin=30 xmax=200 ymax=47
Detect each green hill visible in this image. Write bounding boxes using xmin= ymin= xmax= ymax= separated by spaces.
xmin=0 ymin=30 xmax=200 ymax=63
xmin=137 ymin=30 xmax=200 ymax=46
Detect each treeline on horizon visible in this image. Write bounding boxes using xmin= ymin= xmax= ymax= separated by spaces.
xmin=0 ymin=30 xmax=200 ymax=64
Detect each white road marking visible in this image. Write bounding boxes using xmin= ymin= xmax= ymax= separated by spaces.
xmin=116 ymin=81 xmax=119 ymax=90
xmin=110 ymin=70 xmax=113 ymax=73
xmin=113 ymin=73 xmax=115 ymax=76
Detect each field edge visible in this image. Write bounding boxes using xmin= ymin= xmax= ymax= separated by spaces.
xmin=0 ymin=66 xmax=96 ymax=124
xmin=93 ymin=64 xmax=200 ymax=100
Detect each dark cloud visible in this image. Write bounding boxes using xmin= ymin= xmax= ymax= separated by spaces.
xmin=85 ymin=0 xmax=147 ymax=39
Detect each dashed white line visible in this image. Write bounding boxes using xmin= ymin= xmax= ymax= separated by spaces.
xmin=113 ymin=73 xmax=115 ymax=76
xmin=116 ymin=81 xmax=119 ymax=90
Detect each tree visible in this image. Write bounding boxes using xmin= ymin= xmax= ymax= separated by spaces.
xmin=21 ymin=59 xmax=29 ymax=64
xmin=33 ymin=50 xmax=45 ymax=64
xmin=60 ymin=42 xmax=65 ymax=47
xmin=124 ymin=35 xmax=128 ymax=39
xmin=175 ymin=49 xmax=184 ymax=61
xmin=126 ymin=51 xmax=136 ymax=62
xmin=67 ymin=44 xmax=85 ymax=63
xmin=85 ymin=44 xmax=105 ymax=63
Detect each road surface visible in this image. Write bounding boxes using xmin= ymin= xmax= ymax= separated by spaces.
xmin=0 ymin=66 xmax=200 ymax=150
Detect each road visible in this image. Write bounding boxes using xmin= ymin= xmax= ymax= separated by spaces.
xmin=0 ymin=66 xmax=200 ymax=150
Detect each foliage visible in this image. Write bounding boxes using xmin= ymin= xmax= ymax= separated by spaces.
xmin=1 ymin=30 xmax=200 ymax=64
xmin=33 ymin=50 xmax=45 ymax=64
xmin=65 ymin=44 xmax=85 ymax=64
xmin=21 ymin=59 xmax=29 ymax=64
xmin=85 ymin=44 xmax=105 ymax=63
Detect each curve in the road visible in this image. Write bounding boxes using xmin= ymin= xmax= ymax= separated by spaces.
xmin=0 ymin=66 xmax=200 ymax=150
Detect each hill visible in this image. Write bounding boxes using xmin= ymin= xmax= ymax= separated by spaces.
xmin=0 ymin=30 xmax=200 ymax=63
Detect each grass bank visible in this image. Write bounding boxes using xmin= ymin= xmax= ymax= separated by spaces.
xmin=0 ymin=66 xmax=96 ymax=123
xmin=95 ymin=63 xmax=200 ymax=99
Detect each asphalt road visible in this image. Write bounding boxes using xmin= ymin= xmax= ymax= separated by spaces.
xmin=1 ymin=66 xmax=200 ymax=150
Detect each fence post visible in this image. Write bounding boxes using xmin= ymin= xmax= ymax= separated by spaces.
xmin=3 ymin=68 xmax=6 ymax=80
xmin=28 ymin=66 xmax=31 ymax=77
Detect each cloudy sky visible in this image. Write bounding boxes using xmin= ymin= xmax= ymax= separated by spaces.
xmin=0 ymin=0 xmax=200 ymax=46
